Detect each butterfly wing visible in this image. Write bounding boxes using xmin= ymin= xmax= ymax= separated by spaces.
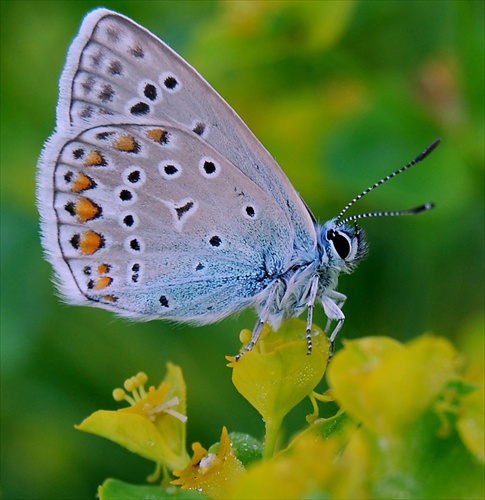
xmin=37 ymin=9 xmax=317 ymax=321
xmin=61 ymin=9 xmax=316 ymax=247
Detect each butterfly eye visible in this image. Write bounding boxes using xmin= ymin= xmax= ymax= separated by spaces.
xmin=326 ymin=229 xmax=351 ymax=260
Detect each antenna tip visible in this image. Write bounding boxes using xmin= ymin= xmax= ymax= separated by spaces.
xmin=417 ymin=202 xmax=435 ymax=213
xmin=421 ymin=138 xmax=442 ymax=159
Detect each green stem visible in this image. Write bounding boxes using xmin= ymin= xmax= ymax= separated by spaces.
xmin=263 ymin=416 xmax=283 ymax=459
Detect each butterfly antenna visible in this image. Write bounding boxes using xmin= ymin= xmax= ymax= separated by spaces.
xmin=335 ymin=138 xmax=441 ymax=227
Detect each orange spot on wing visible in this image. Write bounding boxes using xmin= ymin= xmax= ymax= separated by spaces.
xmin=75 ymin=197 xmax=102 ymax=222
xmin=94 ymin=276 xmax=113 ymax=290
xmin=72 ymin=172 xmax=95 ymax=192
xmin=79 ymin=230 xmax=104 ymax=255
xmin=147 ymin=128 xmax=169 ymax=144
xmin=97 ymin=263 xmax=110 ymax=274
xmin=102 ymin=294 xmax=117 ymax=302
xmin=114 ymin=134 xmax=138 ymax=152
xmin=84 ymin=150 xmax=106 ymax=167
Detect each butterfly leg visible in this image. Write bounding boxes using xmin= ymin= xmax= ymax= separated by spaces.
xmin=305 ymin=275 xmax=320 ymax=355
xmin=234 ymin=281 xmax=279 ymax=361
xmin=324 ymin=290 xmax=347 ymax=334
xmin=321 ymin=293 xmax=346 ymax=362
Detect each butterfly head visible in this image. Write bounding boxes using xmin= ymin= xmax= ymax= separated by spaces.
xmin=320 ymin=218 xmax=368 ymax=274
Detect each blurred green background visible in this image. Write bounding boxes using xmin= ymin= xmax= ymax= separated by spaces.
xmin=1 ymin=0 xmax=483 ymax=498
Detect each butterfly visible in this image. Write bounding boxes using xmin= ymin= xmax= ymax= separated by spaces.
xmin=37 ymin=8 xmax=439 ymax=358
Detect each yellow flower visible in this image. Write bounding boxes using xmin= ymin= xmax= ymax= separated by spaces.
xmin=327 ymin=335 xmax=459 ymax=435
xmin=76 ymin=363 xmax=189 ymax=471
xmin=227 ymin=319 xmax=329 ymax=457
xmin=172 ymin=426 xmax=245 ymax=499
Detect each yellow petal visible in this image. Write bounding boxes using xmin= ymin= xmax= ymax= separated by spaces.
xmin=172 ymin=427 xmax=245 ymax=499
xmin=76 ymin=410 xmax=188 ymax=470
xmin=76 ymin=363 xmax=189 ymax=470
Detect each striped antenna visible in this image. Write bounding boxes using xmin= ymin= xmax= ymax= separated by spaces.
xmin=335 ymin=138 xmax=441 ymax=226
xmin=338 ymin=202 xmax=435 ymax=226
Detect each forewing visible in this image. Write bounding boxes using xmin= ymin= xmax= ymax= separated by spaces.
xmin=57 ymin=9 xmax=316 ymax=251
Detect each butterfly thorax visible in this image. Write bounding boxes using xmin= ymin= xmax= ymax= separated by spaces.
xmin=263 ymin=219 xmax=367 ymax=329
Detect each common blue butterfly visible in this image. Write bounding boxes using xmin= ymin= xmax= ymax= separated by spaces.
xmin=37 ymin=9 xmax=439 ymax=357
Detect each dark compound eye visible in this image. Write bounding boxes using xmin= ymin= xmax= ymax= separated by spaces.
xmin=327 ymin=229 xmax=351 ymax=260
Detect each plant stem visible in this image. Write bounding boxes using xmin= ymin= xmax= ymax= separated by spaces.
xmin=263 ymin=417 xmax=282 ymax=459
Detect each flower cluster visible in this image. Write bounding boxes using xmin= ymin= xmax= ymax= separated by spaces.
xmin=77 ymin=320 xmax=483 ymax=499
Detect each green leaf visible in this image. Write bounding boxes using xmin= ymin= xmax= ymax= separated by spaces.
xmin=98 ymin=478 xmax=205 ymax=500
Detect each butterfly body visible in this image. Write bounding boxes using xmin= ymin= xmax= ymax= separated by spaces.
xmin=38 ymin=9 xmax=436 ymax=355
